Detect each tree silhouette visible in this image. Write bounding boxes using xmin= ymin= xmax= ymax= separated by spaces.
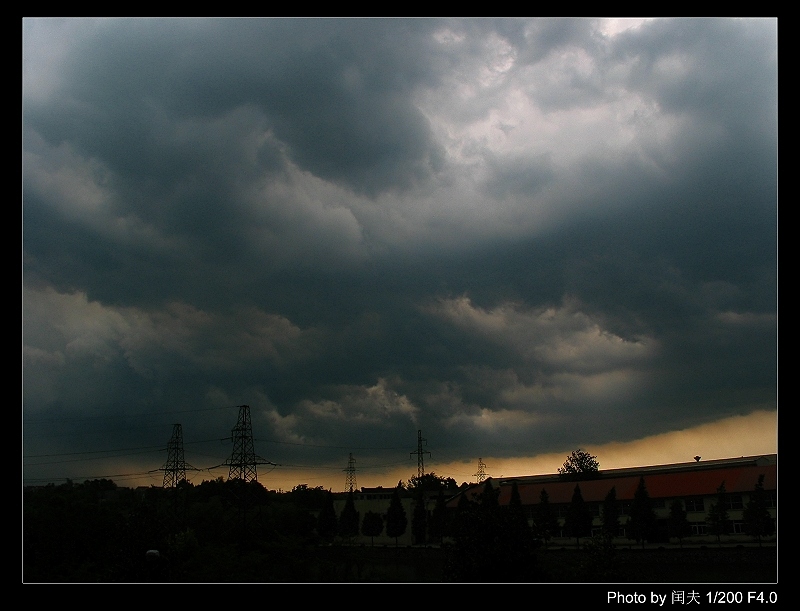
xmin=558 ymin=449 xmax=600 ymax=480
xmin=444 ymin=479 xmax=538 ymax=581
xmin=533 ymin=488 xmax=560 ymax=549
xmin=507 ymin=480 xmax=536 ymax=553
xmin=361 ymin=511 xmax=384 ymax=546
xmin=601 ymin=486 xmax=621 ymax=539
xmin=411 ymin=488 xmax=428 ymax=545
xmin=385 ymin=486 xmax=407 ymax=547
xmin=316 ymin=490 xmax=338 ymax=541
xmin=479 ymin=479 xmax=500 ymax=507
xmin=627 ymin=477 xmax=656 ymax=548
xmin=508 ymin=481 xmax=527 ymax=528
xmin=668 ymin=499 xmax=691 ymax=547
xmin=428 ymin=490 xmax=448 ymax=544
xmin=706 ymin=481 xmax=730 ymax=544
xmin=339 ymin=490 xmax=360 ymax=540
xmin=406 ymin=472 xmax=458 ymax=492
xmin=450 ymin=488 xmax=473 ymax=541
xmin=564 ymin=484 xmax=593 ymax=547
xmin=743 ymin=474 xmax=774 ymax=546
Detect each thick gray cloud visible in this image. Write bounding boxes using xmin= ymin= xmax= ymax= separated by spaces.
xmin=23 ymin=18 xmax=776 ymax=488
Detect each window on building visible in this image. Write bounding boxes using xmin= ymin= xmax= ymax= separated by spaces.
xmin=725 ymin=494 xmax=744 ymax=511
xmin=685 ymin=498 xmax=705 ymax=512
xmin=691 ymin=524 xmax=708 ymax=536
xmin=732 ymin=521 xmax=745 ymax=534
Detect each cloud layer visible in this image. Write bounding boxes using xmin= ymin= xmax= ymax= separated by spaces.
xmin=23 ymin=18 xmax=777 ymax=488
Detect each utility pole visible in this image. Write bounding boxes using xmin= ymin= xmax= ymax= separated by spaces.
xmin=344 ymin=452 xmax=357 ymax=493
xmin=475 ymin=457 xmax=487 ymax=483
xmin=410 ymin=429 xmax=431 ymax=479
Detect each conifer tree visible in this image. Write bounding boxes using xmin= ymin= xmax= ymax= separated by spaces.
xmin=385 ymin=486 xmax=408 ymax=547
xmin=533 ymin=488 xmax=560 ymax=549
xmin=627 ymin=477 xmax=656 ymax=548
xmin=451 ymin=487 xmax=473 ymax=540
xmin=668 ymin=499 xmax=691 ymax=547
xmin=444 ymin=479 xmax=538 ymax=581
xmin=411 ymin=488 xmax=428 ymax=545
xmin=479 ymin=479 xmax=500 ymax=508
xmin=706 ymin=481 xmax=730 ymax=544
xmin=457 ymin=489 xmax=472 ymax=510
xmin=601 ymin=486 xmax=621 ymax=539
xmin=564 ymin=483 xmax=593 ymax=547
xmin=317 ymin=489 xmax=338 ymax=541
xmin=428 ymin=490 xmax=447 ymax=543
xmin=339 ymin=490 xmax=360 ymax=540
xmin=507 ymin=480 xmax=535 ymax=552
xmin=361 ymin=510 xmax=384 ymax=546
xmin=508 ymin=481 xmax=526 ymax=525
xmin=743 ymin=474 xmax=773 ymax=546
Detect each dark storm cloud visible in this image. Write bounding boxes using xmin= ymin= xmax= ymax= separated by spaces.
xmin=23 ymin=18 xmax=776 ymax=486
xmin=25 ymin=19 xmax=445 ymax=198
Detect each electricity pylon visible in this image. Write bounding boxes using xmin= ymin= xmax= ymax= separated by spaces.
xmin=161 ymin=423 xmax=196 ymax=488
xmin=410 ymin=429 xmax=430 ymax=479
xmin=474 ymin=458 xmax=487 ymax=483
xmin=344 ymin=453 xmax=357 ymax=492
xmin=221 ymin=405 xmax=275 ymax=548
xmin=224 ymin=405 xmax=275 ymax=482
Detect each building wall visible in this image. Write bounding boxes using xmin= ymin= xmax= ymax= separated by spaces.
xmin=533 ymin=486 xmax=776 ymax=545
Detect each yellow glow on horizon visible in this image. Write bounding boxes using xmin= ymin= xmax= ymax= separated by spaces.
xmin=427 ymin=409 xmax=777 ymax=484
xmin=345 ymin=409 xmax=777 ymax=490
xmin=107 ymin=408 xmax=776 ymax=491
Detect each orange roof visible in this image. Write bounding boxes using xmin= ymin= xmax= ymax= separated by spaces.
xmin=451 ymin=462 xmax=776 ymax=507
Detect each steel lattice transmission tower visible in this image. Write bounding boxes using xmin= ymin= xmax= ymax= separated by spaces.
xmin=161 ymin=423 xmax=196 ymax=488
xmin=344 ymin=453 xmax=357 ymax=492
xmin=410 ymin=429 xmax=431 ymax=479
xmin=474 ymin=457 xmax=488 ymax=483
xmin=224 ymin=405 xmax=274 ymax=482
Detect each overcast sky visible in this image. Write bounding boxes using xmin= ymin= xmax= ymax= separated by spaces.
xmin=23 ymin=18 xmax=777 ymax=491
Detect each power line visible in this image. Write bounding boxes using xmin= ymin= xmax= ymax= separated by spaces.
xmin=253 ymin=438 xmax=408 ymax=451
xmin=24 ymin=445 xmax=167 ymax=459
xmin=22 ymin=404 xmax=241 ymax=424
xmin=24 ymin=448 xmax=165 ymax=466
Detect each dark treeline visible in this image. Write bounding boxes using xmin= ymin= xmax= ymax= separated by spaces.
xmin=23 ymin=476 xmax=775 ymax=583
xmin=23 ymin=476 xmax=543 ymax=582
xmin=25 ymin=477 xmax=337 ymax=582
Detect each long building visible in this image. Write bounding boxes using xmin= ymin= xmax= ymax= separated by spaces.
xmin=333 ymin=454 xmax=776 ymax=547
xmin=449 ymin=454 xmax=777 ymax=545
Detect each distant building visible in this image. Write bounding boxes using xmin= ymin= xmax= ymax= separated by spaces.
xmin=330 ymin=455 xmax=776 ymax=547
xmin=448 ymin=454 xmax=776 ymax=545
